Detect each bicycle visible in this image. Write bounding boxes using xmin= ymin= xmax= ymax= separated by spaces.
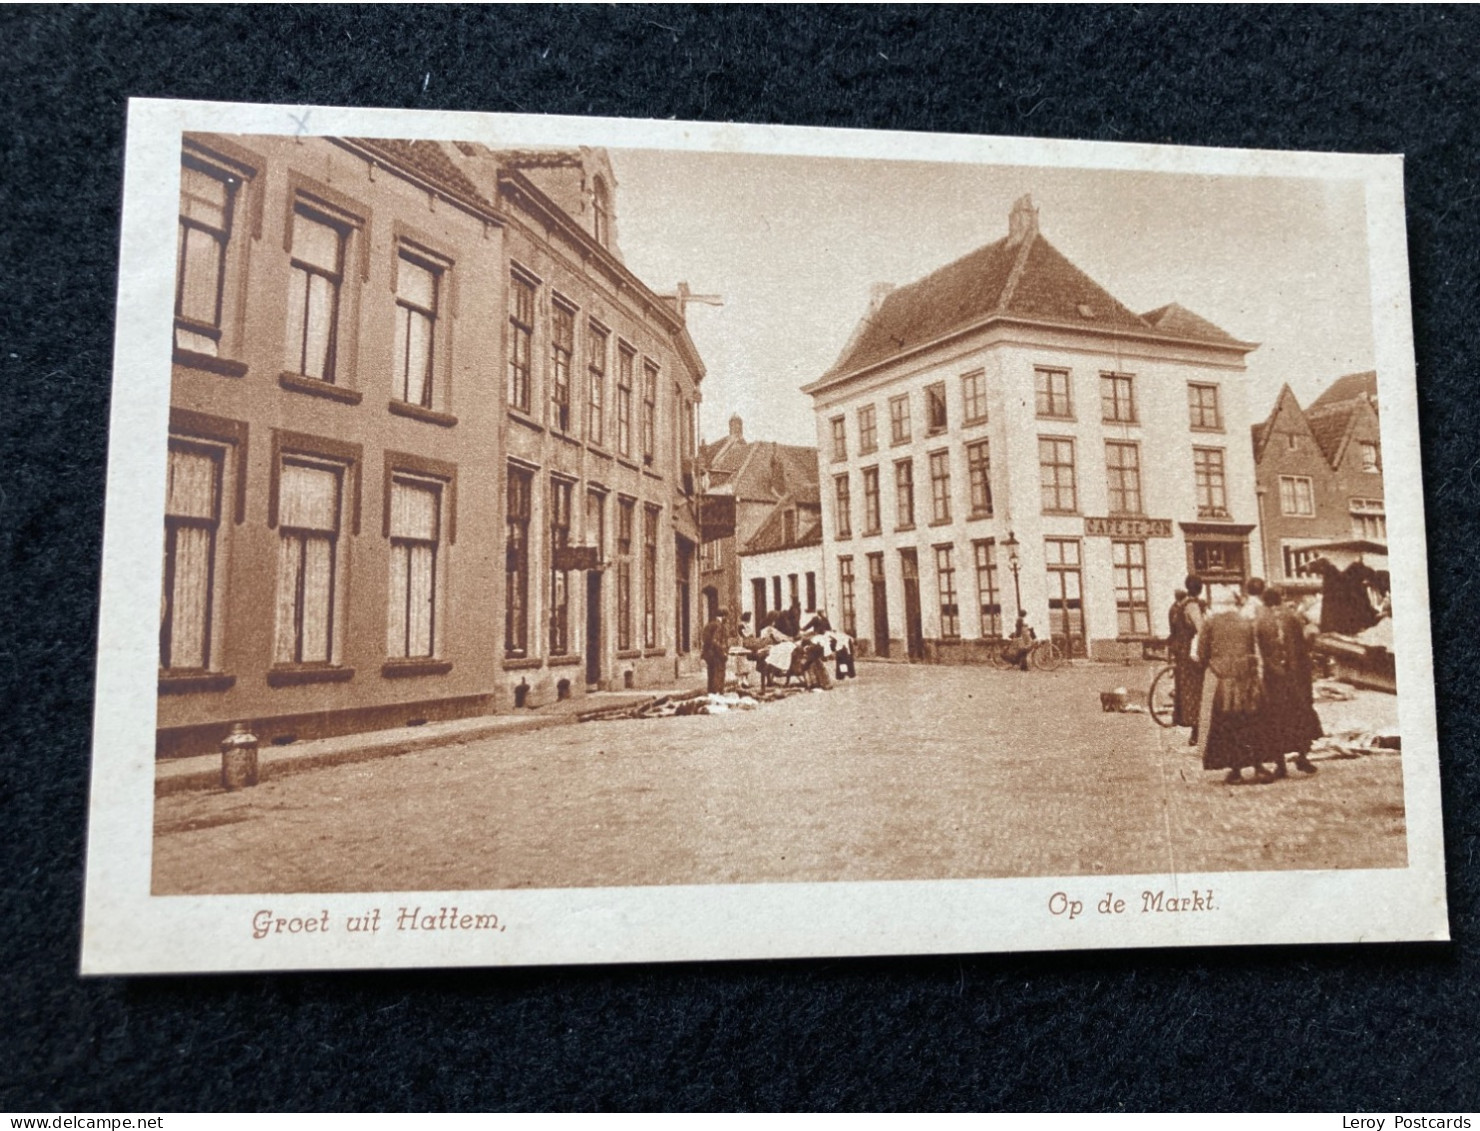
xmin=988 ymin=636 xmax=1067 ymax=672
xmin=1141 ymin=638 xmax=1177 ymax=728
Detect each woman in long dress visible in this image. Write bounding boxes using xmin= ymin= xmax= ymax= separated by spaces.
xmin=1196 ymin=589 xmax=1272 ymax=784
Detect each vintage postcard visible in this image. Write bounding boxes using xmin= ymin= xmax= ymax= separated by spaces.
xmin=82 ymin=98 xmax=1446 ymax=973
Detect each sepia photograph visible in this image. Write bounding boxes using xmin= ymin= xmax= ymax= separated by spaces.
xmin=82 ymin=99 xmax=1445 ymax=973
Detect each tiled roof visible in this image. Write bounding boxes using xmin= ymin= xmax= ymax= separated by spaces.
xmin=1140 ymin=302 xmax=1239 ymax=343
xmin=1309 ymin=370 xmax=1378 ymax=412
xmin=349 ymin=138 xmax=491 ymax=209
xmin=821 ymin=206 xmax=1244 ymax=381
xmin=699 ymin=437 xmax=818 ymax=503
xmin=1306 ymin=404 xmax=1358 ymax=467
xmin=742 ymin=501 xmax=823 ymax=555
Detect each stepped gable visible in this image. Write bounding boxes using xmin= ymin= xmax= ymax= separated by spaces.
xmin=349 ymin=138 xmax=491 ymax=209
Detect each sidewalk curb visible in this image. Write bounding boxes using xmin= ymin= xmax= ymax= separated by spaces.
xmin=155 ymin=712 xmax=568 ymax=798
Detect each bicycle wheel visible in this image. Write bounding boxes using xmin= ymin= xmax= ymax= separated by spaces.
xmin=1031 ymin=639 xmax=1065 ymax=671
xmin=1149 ymin=664 xmax=1177 ymax=728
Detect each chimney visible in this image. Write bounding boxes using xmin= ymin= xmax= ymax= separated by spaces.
xmin=728 ymin=414 xmax=744 ymax=441
xmin=1007 ymin=194 xmax=1039 ymax=246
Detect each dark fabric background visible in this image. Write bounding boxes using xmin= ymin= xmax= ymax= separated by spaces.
xmin=2 ymin=5 xmax=1476 ymax=1112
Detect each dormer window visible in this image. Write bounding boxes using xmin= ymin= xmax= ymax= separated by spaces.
xmin=592 ymin=176 xmax=610 ymax=248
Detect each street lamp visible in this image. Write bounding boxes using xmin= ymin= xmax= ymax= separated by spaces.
xmin=1003 ymin=529 xmax=1023 ymax=615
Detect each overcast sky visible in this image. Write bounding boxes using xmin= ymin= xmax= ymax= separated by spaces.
xmin=609 ymin=148 xmax=1376 ymax=448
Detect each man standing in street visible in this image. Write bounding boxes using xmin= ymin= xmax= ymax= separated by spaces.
xmin=701 ymin=607 xmax=730 ymax=695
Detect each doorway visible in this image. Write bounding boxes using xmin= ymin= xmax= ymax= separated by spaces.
xmin=868 ymin=552 xmax=889 ymax=658
xmin=585 ymin=571 xmax=602 ymax=686
xmin=900 ymin=548 xmax=924 ymax=660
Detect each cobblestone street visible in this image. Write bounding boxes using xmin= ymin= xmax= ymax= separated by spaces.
xmin=152 ymin=661 xmax=1407 ymax=894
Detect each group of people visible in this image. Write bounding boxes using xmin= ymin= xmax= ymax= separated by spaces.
xmin=699 ymin=604 xmax=857 ymax=695
xmin=1167 ymin=574 xmax=1325 ymax=785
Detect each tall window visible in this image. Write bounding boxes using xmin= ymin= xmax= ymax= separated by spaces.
xmin=550 ymin=301 xmax=575 ymax=433
xmin=393 ymin=254 xmax=439 ymax=407
xmin=274 ymin=458 xmax=343 ymax=665
xmin=586 ymin=490 xmax=605 ymax=560
xmin=1039 ymin=437 xmax=1078 ymax=514
xmin=834 ymin=473 xmax=852 ymax=538
xmin=966 ymin=440 xmax=992 ymax=518
xmin=587 ymin=323 xmax=608 ymax=446
xmin=175 ymin=157 xmax=238 ymax=356
xmin=926 ymin=382 xmax=948 ymax=434
xmin=616 ymin=499 xmax=635 ymax=650
xmin=1035 ymin=368 xmax=1073 ymax=418
xmin=973 ymin=540 xmax=1002 ymax=638
xmin=161 ymin=441 xmax=224 ymax=670
xmin=838 ymin=556 xmax=857 ymax=636
xmin=1101 ymin=373 xmax=1136 ymax=423
xmin=1350 ymin=498 xmax=1387 ymax=540
xmin=961 ymin=370 xmax=987 ymax=424
xmin=1111 ymin=540 xmax=1151 ymax=636
xmin=505 ymin=466 xmax=532 ymax=656
xmin=858 ymin=405 xmax=878 ymax=454
xmin=387 ymin=476 xmax=441 ymax=659
xmin=1280 ymin=475 xmax=1315 ymax=516
xmin=285 ymin=208 xmax=347 ymax=383
xmin=1359 ymin=441 xmax=1381 ymax=473
xmin=592 ymin=176 xmax=611 ymax=248
xmin=507 ymin=272 xmax=535 ymax=412
xmin=831 ymin=416 xmax=847 ymax=461
xmin=549 ymin=477 xmax=573 ymax=654
xmin=616 ymin=345 xmax=635 ymax=457
xmin=862 ymin=467 xmax=881 ymax=534
xmin=642 ymin=360 xmax=658 ymax=464
xmin=643 ymin=505 xmax=659 ymax=648
xmin=1193 ymin=447 xmax=1228 ymax=517
xmin=894 ymin=459 xmax=915 ymax=528
xmin=935 ymin=545 xmax=960 ymax=639
xmin=1188 ymin=383 xmax=1222 ymax=431
xmin=1105 ymin=441 xmax=1143 ymax=515
xmin=929 ymin=451 xmax=951 ymax=523
xmin=889 ymin=394 xmax=912 ymax=445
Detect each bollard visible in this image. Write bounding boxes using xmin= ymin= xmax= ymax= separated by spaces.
xmin=220 ymin=722 xmax=259 ymax=790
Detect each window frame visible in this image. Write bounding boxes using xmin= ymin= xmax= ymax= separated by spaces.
xmin=834 ymin=473 xmax=853 ymax=539
xmin=830 ymin=415 xmax=848 ymax=462
xmin=966 ymin=439 xmax=993 ymax=519
xmin=925 ymin=381 xmax=948 ymax=436
xmin=549 ymin=475 xmax=574 ymax=655
xmin=1038 ymin=436 xmax=1078 ymax=515
xmin=283 ymin=202 xmax=354 ymax=387
xmin=386 ymin=474 xmax=445 ymax=662
xmin=272 ymin=454 xmax=348 ymax=668
xmin=1105 ymin=440 xmax=1144 ymax=516
xmin=391 ymin=246 xmax=450 ymax=412
xmin=928 ymin=449 xmax=952 ymax=525
xmin=838 ymin=556 xmax=857 ymax=637
xmin=1193 ymin=446 xmax=1229 ymax=518
xmin=615 ymin=343 xmax=636 ymax=458
xmin=549 ymin=296 xmax=577 ymax=435
xmin=616 ymin=496 xmax=636 ymax=651
xmin=973 ymin=539 xmax=1002 ymax=639
xmin=587 ymin=321 xmax=609 ymax=447
xmin=160 ymin=437 xmax=228 ymax=674
xmin=857 ymin=404 xmax=878 ymax=455
xmin=1035 ymin=368 xmax=1074 ymax=420
xmin=1111 ymin=538 xmax=1152 ymax=638
xmin=507 ymin=269 xmax=537 ymax=414
xmin=961 ymin=370 xmax=988 ymax=426
xmin=861 ymin=466 xmax=881 ymax=535
xmin=1279 ymin=474 xmax=1316 ymax=517
xmin=505 ymin=464 xmax=534 ymax=658
xmin=1188 ymin=382 xmax=1223 ymax=432
xmin=889 ymin=394 xmax=912 ymax=446
xmin=1100 ymin=372 xmax=1137 ymax=424
xmin=894 ymin=458 xmax=915 ymax=530
xmin=934 ymin=544 xmax=960 ymax=640
xmin=174 ymin=153 xmax=240 ymax=359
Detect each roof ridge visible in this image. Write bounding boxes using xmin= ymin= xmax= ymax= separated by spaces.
xmin=994 ymin=230 xmax=1037 ymax=312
